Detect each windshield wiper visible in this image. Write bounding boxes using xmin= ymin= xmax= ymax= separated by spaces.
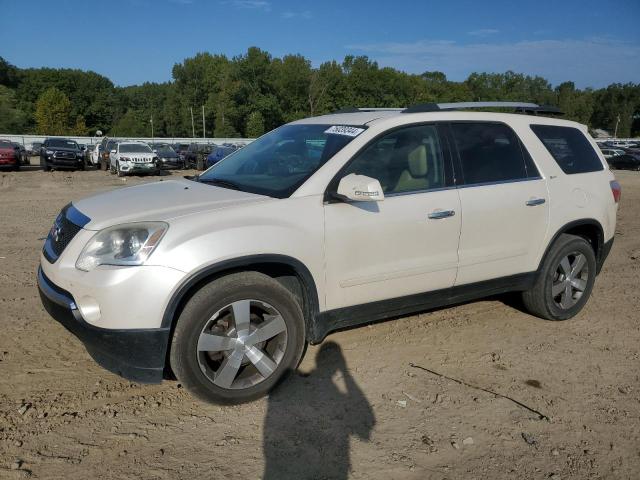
xmin=198 ymin=178 xmax=241 ymax=191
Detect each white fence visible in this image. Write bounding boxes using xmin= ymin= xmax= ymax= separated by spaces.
xmin=0 ymin=134 xmax=254 ymax=147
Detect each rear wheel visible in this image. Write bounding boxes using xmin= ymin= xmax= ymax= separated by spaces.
xmin=170 ymin=272 xmax=306 ymax=404
xmin=522 ymin=234 xmax=596 ymax=320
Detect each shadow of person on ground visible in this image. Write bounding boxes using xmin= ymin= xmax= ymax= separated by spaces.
xmin=263 ymin=341 xmax=375 ymax=480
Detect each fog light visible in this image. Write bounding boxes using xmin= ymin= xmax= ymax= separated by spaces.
xmin=77 ymin=296 xmax=101 ymax=324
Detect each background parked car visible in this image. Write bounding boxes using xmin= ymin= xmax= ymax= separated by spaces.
xmin=100 ymin=139 xmax=118 ymax=171
xmin=27 ymin=141 xmax=42 ymax=155
xmin=0 ymin=139 xmax=20 ymax=170
xmin=205 ymin=145 xmax=237 ymax=168
xmin=184 ymin=143 xmax=215 ymax=170
xmin=110 ymin=141 xmax=159 ymax=176
xmin=11 ymin=142 xmax=30 ymax=165
xmin=150 ymin=143 xmax=184 ymax=169
xmin=607 ymin=152 xmax=640 ymax=170
xmin=173 ymin=143 xmax=190 ymax=164
xmin=91 ymin=143 xmax=104 ymax=168
xmin=600 ymin=148 xmax=626 ymax=159
xmin=40 ymin=138 xmax=85 ymax=171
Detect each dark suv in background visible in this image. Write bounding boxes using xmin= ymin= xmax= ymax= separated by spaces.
xmin=40 ymin=138 xmax=85 ymax=171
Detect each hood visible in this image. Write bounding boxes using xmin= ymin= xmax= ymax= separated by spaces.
xmin=72 ymin=178 xmax=272 ymax=230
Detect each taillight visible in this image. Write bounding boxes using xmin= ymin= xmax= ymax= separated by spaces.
xmin=610 ymin=180 xmax=621 ymax=203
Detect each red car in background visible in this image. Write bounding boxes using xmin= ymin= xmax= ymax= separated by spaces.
xmin=0 ymin=139 xmax=20 ymax=171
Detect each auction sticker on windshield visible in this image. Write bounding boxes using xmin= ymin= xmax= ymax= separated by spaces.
xmin=324 ymin=125 xmax=365 ymax=137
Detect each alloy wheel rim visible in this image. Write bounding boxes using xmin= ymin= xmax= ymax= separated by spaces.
xmin=196 ymin=299 xmax=288 ymax=390
xmin=551 ymin=251 xmax=589 ymax=309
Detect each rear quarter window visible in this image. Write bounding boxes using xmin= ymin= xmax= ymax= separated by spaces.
xmin=530 ymin=125 xmax=603 ymax=174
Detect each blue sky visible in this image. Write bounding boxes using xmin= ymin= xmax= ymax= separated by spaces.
xmin=1 ymin=0 xmax=639 ymax=88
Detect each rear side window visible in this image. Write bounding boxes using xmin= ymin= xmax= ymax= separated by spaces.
xmin=451 ymin=122 xmax=538 ymax=185
xmin=530 ymin=125 xmax=603 ymax=174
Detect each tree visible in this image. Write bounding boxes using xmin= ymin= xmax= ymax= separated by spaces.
xmin=34 ymin=87 xmax=72 ymax=135
xmin=73 ymin=115 xmax=89 ymax=136
xmin=0 ymin=85 xmax=28 ymax=132
xmin=245 ymin=111 xmax=265 ymax=137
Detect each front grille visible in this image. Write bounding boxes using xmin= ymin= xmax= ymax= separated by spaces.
xmin=43 ymin=204 xmax=89 ymax=263
xmin=54 ymin=151 xmax=76 ymax=160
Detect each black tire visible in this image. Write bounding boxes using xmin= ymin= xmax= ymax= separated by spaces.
xmin=13 ymin=161 xmax=20 ymax=172
xmin=522 ymin=233 xmax=597 ymax=321
xmin=41 ymin=157 xmax=51 ymax=172
xmin=170 ymin=271 xmax=306 ymax=404
xmin=116 ymin=161 xmax=125 ymax=177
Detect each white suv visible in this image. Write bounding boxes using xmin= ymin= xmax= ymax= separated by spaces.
xmin=109 ymin=141 xmax=159 ymax=176
xmin=38 ymin=102 xmax=620 ymax=404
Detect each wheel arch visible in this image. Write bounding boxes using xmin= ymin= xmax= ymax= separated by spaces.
xmin=161 ymin=254 xmax=321 ymax=341
xmin=538 ymin=219 xmax=605 ymax=274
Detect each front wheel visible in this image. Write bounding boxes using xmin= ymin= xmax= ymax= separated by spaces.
xmin=170 ymin=272 xmax=306 ymax=404
xmin=522 ymin=234 xmax=597 ymax=321
xmin=116 ymin=161 xmax=125 ymax=177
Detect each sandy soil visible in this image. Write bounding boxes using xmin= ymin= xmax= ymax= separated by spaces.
xmin=0 ymin=165 xmax=639 ymax=480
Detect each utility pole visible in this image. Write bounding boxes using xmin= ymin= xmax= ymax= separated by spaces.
xmin=202 ymin=105 xmax=206 ymax=139
xmin=614 ymin=114 xmax=620 ymax=139
xmin=150 ymin=114 xmax=154 ymax=144
xmin=190 ymin=107 xmax=195 ymax=138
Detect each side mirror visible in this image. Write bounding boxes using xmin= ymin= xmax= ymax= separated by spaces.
xmin=110 ymin=149 xmax=116 ymax=154
xmin=336 ymin=173 xmax=384 ymax=202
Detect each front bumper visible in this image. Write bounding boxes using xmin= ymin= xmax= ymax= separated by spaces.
xmin=119 ymin=162 xmax=158 ymax=173
xmin=37 ymin=267 xmax=170 ymax=383
xmin=47 ymin=156 xmax=84 ymax=168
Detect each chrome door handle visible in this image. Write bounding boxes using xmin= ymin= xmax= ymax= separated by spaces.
xmin=428 ymin=210 xmax=456 ymax=219
xmin=526 ymin=198 xmax=546 ymax=206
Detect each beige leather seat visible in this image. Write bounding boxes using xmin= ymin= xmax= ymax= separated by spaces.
xmin=394 ymin=144 xmax=429 ymax=192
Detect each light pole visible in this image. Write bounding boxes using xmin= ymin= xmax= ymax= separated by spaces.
xmin=202 ymin=105 xmax=206 ymax=139
xmin=190 ymin=107 xmax=195 ymax=138
xmin=614 ymin=114 xmax=620 ymax=139
xmin=150 ymin=115 xmax=154 ymax=144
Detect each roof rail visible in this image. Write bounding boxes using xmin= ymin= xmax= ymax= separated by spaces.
xmin=331 ymin=107 xmax=404 ymax=114
xmin=402 ymin=101 xmax=564 ymax=115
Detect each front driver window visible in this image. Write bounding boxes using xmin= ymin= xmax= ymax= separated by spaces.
xmin=341 ymin=124 xmax=446 ymax=194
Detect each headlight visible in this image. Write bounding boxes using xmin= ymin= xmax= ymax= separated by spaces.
xmin=76 ymin=222 xmax=168 ymax=271
xmin=120 ymin=156 xmax=130 ymax=162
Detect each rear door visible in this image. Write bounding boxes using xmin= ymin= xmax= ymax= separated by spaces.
xmin=448 ymin=122 xmax=550 ymax=285
xmin=323 ymin=123 xmax=461 ymax=310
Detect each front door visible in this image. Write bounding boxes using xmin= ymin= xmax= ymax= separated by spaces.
xmin=323 ymin=124 xmax=462 ymax=310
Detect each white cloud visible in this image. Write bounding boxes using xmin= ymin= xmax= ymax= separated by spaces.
xmin=281 ymin=10 xmax=312 ymax=19
xmin=468 ymin=29 xmax=499 ymax=37
xmin=223 ymin=0 xmax=271 ymax=10
xmin=345 ymin=38 xmax=640 ymax=88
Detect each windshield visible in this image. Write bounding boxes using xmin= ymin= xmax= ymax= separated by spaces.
xmin=199 ymin=124 xmax=364 ymax=198
xmin=120 ymin=143 xmax=152 ymax=153
xmin=47 ymin=139 xmax=79 ymax=149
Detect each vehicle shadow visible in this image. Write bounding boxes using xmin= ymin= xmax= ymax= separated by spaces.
xmin=263 ymin=341 xmax=375 ymax=480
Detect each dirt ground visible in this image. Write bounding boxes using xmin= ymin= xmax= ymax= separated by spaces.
xmin=0 ymin=164 xmax=639 ymax=480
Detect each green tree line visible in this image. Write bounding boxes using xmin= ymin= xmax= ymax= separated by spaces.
xmin=1 ymin=48 xmax=639 ymax=138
